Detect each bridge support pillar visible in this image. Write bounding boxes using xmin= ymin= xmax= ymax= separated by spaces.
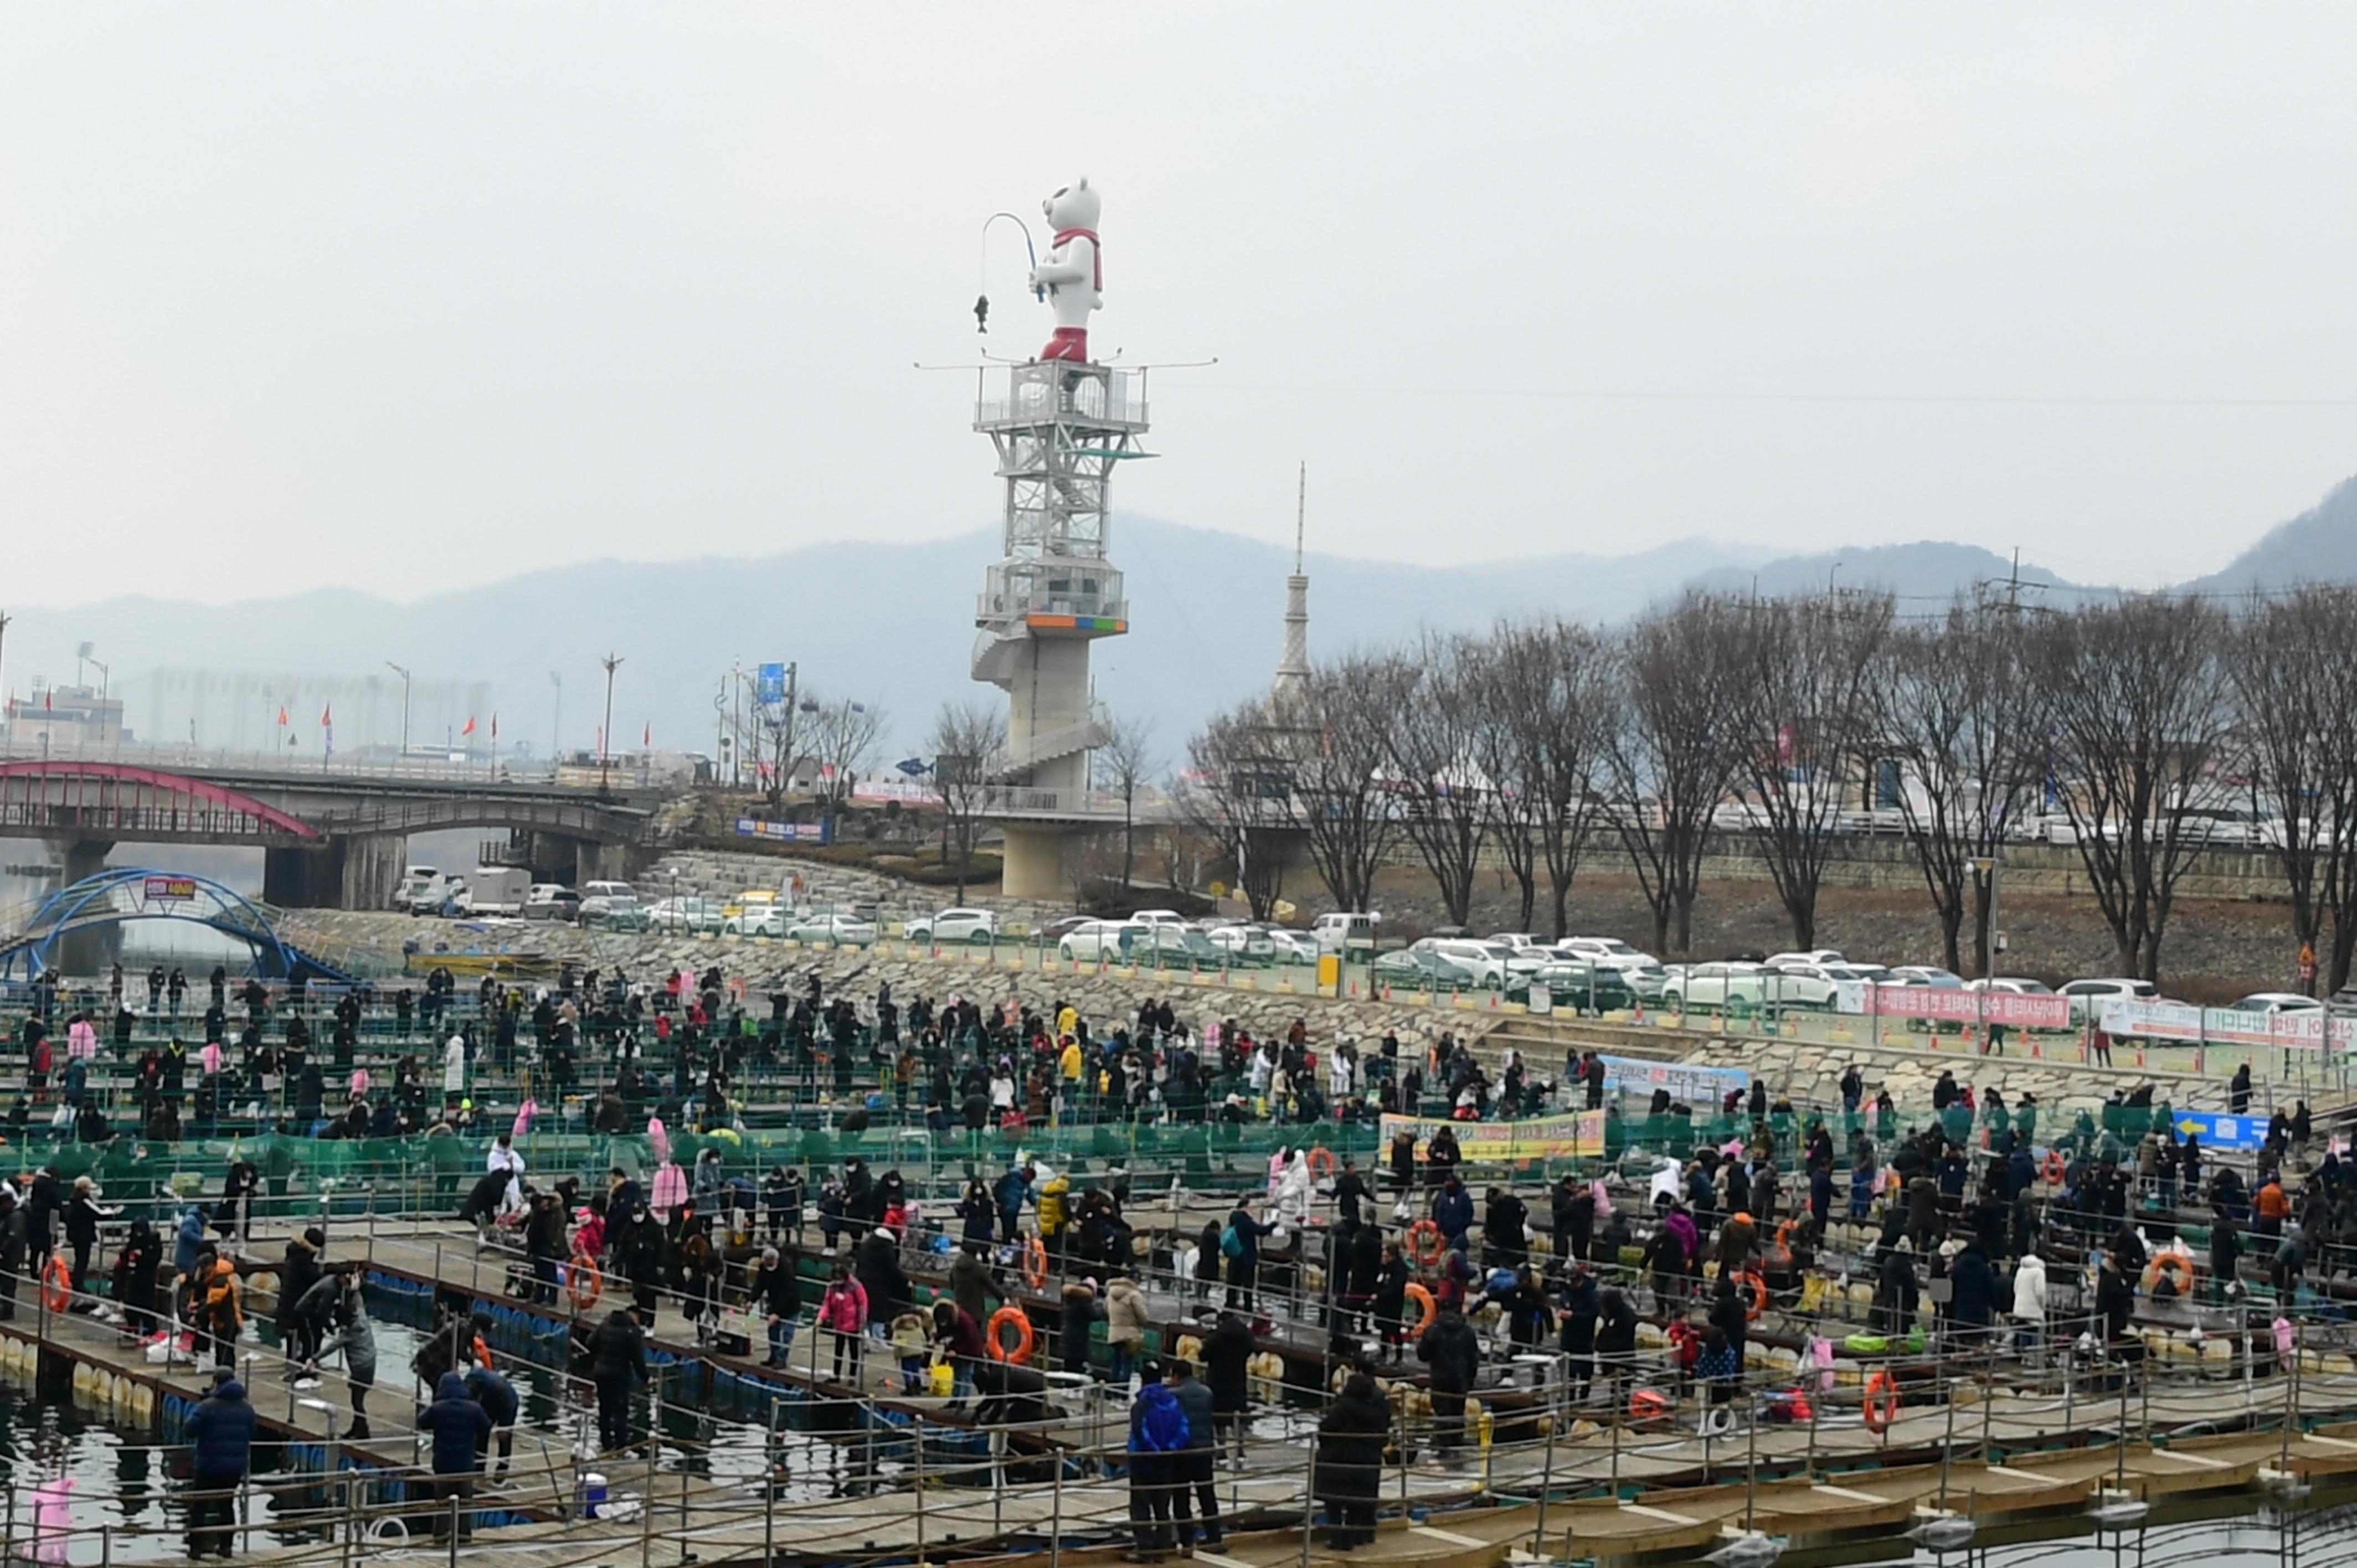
xmin=56 ymin=840 xmax=115 ymax=977
xmin=337 ymin=834 xmax=407 ymax=911
xmin=263 ymin=844 xmax=346 ymax=909
xmin=575 ymin=840 xmax=642 ymax=884
xmin=999 ymin=824 xmax=1073 ymax=901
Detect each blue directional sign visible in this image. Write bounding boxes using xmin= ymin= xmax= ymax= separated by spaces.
xmin=755 ymin=663 xmax=787 ymax=704
xmin=2173 ymin=1112 xmax=2269 ymax=1151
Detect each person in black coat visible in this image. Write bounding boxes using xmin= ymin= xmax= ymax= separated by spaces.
xmin=1558 ymin=1270 xmax=1599 ymax=1404
xmin=1314 ymin=1373 xmax=1392 ymax=1548
xmin=2211 ymin=1209 xmax=2244 ymax=1303
xmin=855 ymin=1227 xmax=913 ymax=1333
xmin=1948 ymin=1239 xmax=1998 ymax=1347
xmin=276 ymin=1227 xmax=326 ymax=1370
xmin=1874 ymin=1241 xmax=1921 ymax=1338
xmin=1202 ymin=1313 xmax=1255 ymax=1464
xmin=587 ymin=1309 xmax=647 ymax=1453
xmin=752 ymin=1246 xmax=804 ymax=1367
xmin=1417 ymin=1308 xmax=1482 ymax=1458
xmin=1059 ymin=1278 xmax=1099 ymax=1378
xmin=114 ymin=1218 xmax=163 ymax=1335
xmin=609 ymin=1204 xmax=668 ymax=1328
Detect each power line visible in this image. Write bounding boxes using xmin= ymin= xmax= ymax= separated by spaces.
xmin=1172 ymin=381 xmax=2357 ymax=409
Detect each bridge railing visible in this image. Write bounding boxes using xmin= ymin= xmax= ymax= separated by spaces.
xmin=0 ymin=735 xmax=553 ymax=783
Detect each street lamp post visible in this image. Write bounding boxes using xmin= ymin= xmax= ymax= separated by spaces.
xmin=385 ymin=662 xmax=413 ymax=757
xmin=599 ymin=653 xmax=624 ymax=794
xmin=549 ymin=670 xmax=563 ymax=771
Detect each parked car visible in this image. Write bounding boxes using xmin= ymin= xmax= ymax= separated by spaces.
xmin=401 ymin=873 xmax=469 ymax=917
xmin=1203 ymin=924 xmax=1278 ymax=962
xmin=2229 ymin=992 xmax=2321 ymax=1015
xmin=583 ymin=893 xmax=649 ymax=932
xmin=463 ymin=866 xmax=533 ymax=917
xmin=1885 ymin=965 xmax=1965 ymax=988
xmin=1408 ymin=938 xmax=1532 ymax=989
xmin=1372 ymin=948 xmax=1477 ymax=989
xmin=1039 ymin=914 xmax=1094 ymax=943
xmin=788 ymin=912 xmax=878 ymax=946
xmin=1660 ymin=962 xmax=1768 ymax=1013
xmin=1312 ymin=911 xmax=1381 ymax=955
xmin=724 ymin=905 xmax=790 ymax=938
xmin=1265 ymin=927 xmax=1322 ymax=964
xmin=522 ymin=884 xmax=581 ymax=922
xmin=1763 ymin=950 xmax=1847 ymax=969
xmin=578 ymin=880 xmax=641 ymax=925
xmin=1962 ymin=977 xmax=2053 ymax=995
xmin=724 ymin=889 xmax=785 ymax=920
xmin=1486 ymin=932 xmax=1547 ymax=950
xmin=1509 ymin=962 xmax=1635 ymax=1012
xmin=1059 ymin=920 xmax=1148 ymax=963
xmin=1556 ymin=937 xmax=1661 ymax=974
xmin=393 ymin=865 xmax=442 ymax=911
xmin=2060 ymin=976 xmax=2159 ymax=1025
xmin=903 ymin=907 xmax=999 ymax=944
xmin=1758 ymin=961 xmax=1877 ymax=1009
xmin=646 ymin=896 xmax=727 ymax=934
xmin=1129 ymin=909 xmax=1188 ymax=927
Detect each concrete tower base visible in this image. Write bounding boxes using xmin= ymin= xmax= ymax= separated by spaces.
xmin=999 ymin=824 xmax=1072 ymax=901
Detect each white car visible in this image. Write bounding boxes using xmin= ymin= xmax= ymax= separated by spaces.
xmin=1764 ymin=950 xmax=1847 ymax=969
xmin=724 ymin=905 xmax=790 ymax=938
xmin=2060 ymin=976 xmax=2159 ymax=1024
xmin=788 ymin=912 xmax=878 ymax=946
xmin=1203 ymin=924 xmax=1277 ymax=961
xmin=646 ymin=896 xmax=727 ymax=933
xmin=579 ymin=880 xmax=639 ymax=921
xmin=904 ymin=907 xmax=999 ymax=944
xmin=1061 ymin=920 xmax=1150 ymax=962
xmin=1660 ymin=962 xmax=1768 ymax=1012
xmin=1408 ymin=938 xmax=1536 ymax=989
xmin=1759 ymin=961 xmax=1877 ymax=1009
xmin=402 ymin=873 xmax=469 ymax=916
xmin=1486 ymin=932 xmax=1547 ymax=951
xmin=1266 ymin=928 xmax=1321 ymax=963
xmin=1129 ymin=909 xmax=1188 ymax=928
xmin=2230 ymin=992 xmax=2320 ymax=1015
xmin=1557 ymin=937 xmax=1660 ymax=974
xmin=1963 ymin=977 xmax=2054 ymax=995
xmin=1886 ymin=966 xmax=1965 ymax=988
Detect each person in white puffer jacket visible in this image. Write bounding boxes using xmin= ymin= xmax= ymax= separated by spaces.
xmin=2010 ymin=1250 xmax=2049 ymax=1354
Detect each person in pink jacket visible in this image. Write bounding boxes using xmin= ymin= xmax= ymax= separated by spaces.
xmin=820 ymin=1261 xmax=868 ymax=1386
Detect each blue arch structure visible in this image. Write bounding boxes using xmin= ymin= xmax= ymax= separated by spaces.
xmin=0 ymin=868 xmax=354 ymax=984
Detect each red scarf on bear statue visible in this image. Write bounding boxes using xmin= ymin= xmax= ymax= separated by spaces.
xmin=1053 ymin=228 xmax=1102 ymax=291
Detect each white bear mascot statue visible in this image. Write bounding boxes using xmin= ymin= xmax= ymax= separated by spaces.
xmin=1029 ymin=177 xmax=1102 ymax=363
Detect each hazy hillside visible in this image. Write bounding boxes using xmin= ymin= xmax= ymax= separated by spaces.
xmin=7 ymin=469 xmax=2355 ymax=756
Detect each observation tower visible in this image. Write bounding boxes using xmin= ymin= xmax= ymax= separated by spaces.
xmin=969 ymin=182 xmax=1150 ymax=897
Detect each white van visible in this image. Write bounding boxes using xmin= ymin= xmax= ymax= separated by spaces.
xmin=1314 ymin=911 xmax=1380 ymax=955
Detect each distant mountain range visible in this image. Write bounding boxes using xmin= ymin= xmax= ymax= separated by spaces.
xmin=4 ymin=474 xmax=2353 ymax=760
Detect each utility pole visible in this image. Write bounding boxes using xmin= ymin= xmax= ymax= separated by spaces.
xmin=384 ymin=662 xmax=413 ymax=756
xmin=599 ymin=653 xmax=624 ymax=795
xmin=0 ymin=610 xmax=12 ymax=751
xmin=549 ymin=670 xmax=563 ymax=767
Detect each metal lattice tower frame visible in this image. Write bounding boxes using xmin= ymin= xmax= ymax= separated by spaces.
xmin=971 ymin=360 xmax=1151 ymax=792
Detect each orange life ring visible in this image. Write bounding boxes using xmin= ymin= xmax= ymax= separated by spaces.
xmin=567 ymin=1254 xmax=604 ymax=1313
xmin=1774 ymin=1219 xmax=1799 ymax=1251
xmin=1862 ymin=1368 xmax=1901 ymax=1435
xmin=1022 ymin=1236 xmax=1049 ymax=1291
xmin=41 ymin=1255 xmax=69 ymax=1314
xmin=1737 ymin=1268 xmax=1769 ymax=1322
xmin=2042 ymin=1151 xmax=2066 ymax=1185
xmin=1306 ymin=1147 xmax=1338 ymax=1180
xmin=472 ymin=1334 xmax=495 ymax=1370
xmin=987 ymin=1304 xmax=1036 ymax=1365
xmin=1629 ymin=1388 xmax=1672 ymax=1422
xmin=1402 ymin=1281 xmax=1438 ymax=1339
xmin=2142 ymin=1253 xmax=2195 ymax=1296
xmin=1406 ymin=1219 xmax=1449 ymax=1268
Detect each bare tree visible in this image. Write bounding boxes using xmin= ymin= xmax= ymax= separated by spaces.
xmin=1293 ymin=652 xmax=1409 ymax=915
xmin=1605 ymin=594 xmax=1745 ymax=956
xmin=1875 ymin=600 xmax=2041 ymax=974
xmin=1179 ymin=702 xmax=1296 ymax=920
xmin=753 ymin=692 xmax=806 ymax=812
xmin=1726 ymin=589 xmax=1895 ymax=948
xmin=928 ymin=699 xmax=1005 ymax=902
xmin=804 ymin=696 xmax=888 ymax=825
xmin=2230 ymin=586 xmax=2357 ymax=993
xmin=1091 ymin=710 xmax=1159 ymax=889
xmin=1466 ymin=619 xmax=1617 ymax=937
xmin=2034 ymin=595 xmax=2235 ymax=980
xmin=1380 ymin=633 xmax=1494 ymax=927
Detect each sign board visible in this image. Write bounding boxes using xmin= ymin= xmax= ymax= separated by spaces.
xmin=735 ymin=817 xmax=829 ymax=845
xmin=2171 ymin=1111 xmax=2271 ymax=1151
xmin=755 ymin=663 xmax=788 ymax=704
xmin=2096 ymin=998 xmax=2357 ymax=1050
xmin=1834 ymin=983 xmax=2070 ymax=1030
xmin=1379 ymin=1111 xmax=1606 ymax=1163
xmin=142 ymin=876 xmax=198 ymax=902
xmin=1594 ymin=1055 xmax=1748 ymax=1106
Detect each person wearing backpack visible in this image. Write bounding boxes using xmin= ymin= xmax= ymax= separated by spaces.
xmin=1124 ymin=1359 xmax=1186 ymax=1561
xmin=1219 ymin=1201 xmax=1272 ymax=1311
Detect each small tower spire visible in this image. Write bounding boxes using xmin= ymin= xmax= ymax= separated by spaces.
xmin=1274 ymin=463 xmax=1312 ymax=705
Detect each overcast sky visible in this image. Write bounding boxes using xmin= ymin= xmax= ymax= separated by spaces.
xmin=4 ymin=7 xmax=2354 ymax=606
